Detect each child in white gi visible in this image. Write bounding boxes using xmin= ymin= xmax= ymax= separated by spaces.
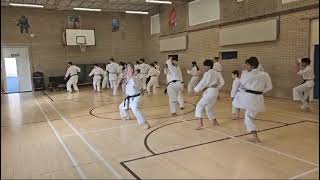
xmin=293 ymin=58 xmax=315 ymax=112
xmin=88 ymin=64 xmax=104 ymax=93
xmin=147 ymin=63 xmax=160 ymax=95
xmin=232 ymin=57 xmax=272 ymax=143
xmin=154 ymin=61 xmax=161 ymax=88
xmin=139 ymin=58 xmax=150 ymax=91
xmin=231 ymin=70 xmax=240 ymax=120
xmin=187 ymin=61 xmax=201 ymax=93
xmin=101 ymin=64 xmax=110 ymax=90
xmin=119 ymin=63 xmax=151 ymax=130
xmin=106 ymin=58 xmax=119 ymax=96
xmin=165 ymin=57 xmax=184 ymax=116
xmin=194 ymin=59 xmax=225 ymax=130
xmin=64 ymin=61 xmax=81 ymax=93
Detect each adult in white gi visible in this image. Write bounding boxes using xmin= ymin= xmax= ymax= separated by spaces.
xmin=166 ymin=57 xmax=184 ymax=115
xmin=194 ymin=59 xmax=225 ymax=130
xmin=138 ymin=59 xmax=150 ymax=91
xmin=187 ymin=61 xmax=201 ymax=93
xmin=293 ymin=58 xmax=314 ymax=111
xmin=106 ymin=58 xmax=119 ymax=96
xmin=88 ymin=64 xmax=104 ymax=93
xmin=231 ymin=70 xmax=241 ymax=120
xmin=154 ymin=61 xmax=161 ymax=88
xmin=147 ymin=63 xmax=160 ymax=95
xmin=117 ymin=62 xmax=127 ymax=93
xmin=232 ymin=57 xmax=272 ymax=143
xmin=64 ymin=62 xmax=81 ymax=93
xmin=213 ymin=57 xmax=223 ymax=73
xmin=119 ymin=63 xmax=151 ymax=130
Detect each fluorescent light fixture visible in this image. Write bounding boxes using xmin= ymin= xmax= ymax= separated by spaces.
xmin=73 ymin=7 xmax=101 ymax=11
xmin=125 ymin=11 xmax=148 ymax=15
xmin=9 ymin=3 xmax=44 ymax=8
xmin=146 ymin=0 xmax=172 ymax=4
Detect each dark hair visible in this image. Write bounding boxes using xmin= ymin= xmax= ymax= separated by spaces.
xmin=136 ymin=61 xmax=140 ymax=64
xmin=150 ymin=63 xmax=155 ymax=67
xmin=154 ymin=61 xmax=158 ymax=64
xmin=232 ymin=70 xmax=240 ymax=77
xmin=68 ymin=61 xmax=73 ymax=65
xmin=137 ymin=69 xmax=141 ymax=73
xmin=192 ymin=61 xmax=199 ymax=71
xmin=140 ymin=58 xmax=145 ymax=63
xmin=214 ymin=57 xmax=220 ymax=61
xmin=301 ymin=58 xmax=311 ymax=65
xmin=245 ymin=57 xmax=259 ymax=69
xmin=94 ymin=64 xmax=98 ymax=66
xmin=203 ymin=59 xmax=214 ymax=69
xmin=109 ymin=58 xmax=114 ymax=62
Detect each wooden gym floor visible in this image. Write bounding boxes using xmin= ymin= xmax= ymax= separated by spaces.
xmin=1 ymin=87 xmax=319 ymax=179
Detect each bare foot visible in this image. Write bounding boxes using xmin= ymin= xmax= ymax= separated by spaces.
xmin=171 ymin=113 xmax=177 ymax=116
xmin=144 ymin=122 xmax=151 ymax=130
xmin=180 ymin=107 xmax=184 ymax=110
xmin=248 ymin=132 xmax=261 ymax=143
xmin=195 ymin=126 xmax=204 ymax=130
xmin=212 ymin=119 xmax=219 ymax=126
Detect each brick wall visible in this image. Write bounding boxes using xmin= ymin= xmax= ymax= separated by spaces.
xmin=142 ymin=0 xmax=319 ymax=99
xmin=1 ymin=7 xmax=144 ymax=82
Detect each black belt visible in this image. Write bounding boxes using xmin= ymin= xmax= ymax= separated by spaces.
xmin=302 ymin=79 xmax=313 ymax=84
xmin=164 ymin=80 xmax=180 ymax=94
xmin=70 ymin=74 xmax=78 ymax=77
xmin=124 ymin=93 xmax=141 ymax=109
xmin=245 ymin=90 xmax=263 ymax=95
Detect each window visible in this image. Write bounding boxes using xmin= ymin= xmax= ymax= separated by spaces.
xmin=220 ymin=51 xmax=238 ymax=60
xmin=188 ymin=0 xmax=220 ymax=26
xmin=151 ymin=14 xmax=160 ymax=35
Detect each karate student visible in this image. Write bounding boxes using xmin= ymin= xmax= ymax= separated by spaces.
xmin=213 ymin=56 xmax=223 ymax=73
xmin=117 ymin=62 xmax=127 ymax=93
xmin=232 ymin=57 xmax=272 ymax=143
xmin=193 ymin=59 xmax=225 ymax=130
xmin=293 ymin=58 xmax=315 ymax=112
xmin=231 ymin=70 xmax=241 ymax=120
xmin=134 ymin=61 xmax=141 ymax=75
xmin=119 ymin=63 xmax=151 ymax=130
xmin=187 ymin=61 xmax=201 ymax=93
xmin=138 ymin=58 xmax=150 ymax=91
xmin=102 ymin=64 xmax=110 ymax=90
xmin=88 ymin=64 xmax=104 ymax=93
xmin=165 ymin=57 xmax=184 ymax=115
xmin=106 ymin=58 xmax=119 ymax=96
xmin=147 ymin=63 xmax=160 ymax=95
xmin=154 ymin=61 xmax=161 ymax=88
xmin=64 ymin=61 xmax=81 ymax=93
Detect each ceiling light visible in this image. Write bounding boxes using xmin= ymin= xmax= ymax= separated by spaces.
xmin=9 ymin=3 xmax=44 ymax=8
xmin=73 ymin=8 xmax=101 ymax=11
xmin=146 ymin=0 xmax=172 ymax=4
xmin=125 ymin=11 xmax=148 ymax=15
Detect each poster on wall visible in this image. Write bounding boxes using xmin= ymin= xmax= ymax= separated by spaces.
xmin=168 ymin=9 xmax=177 ymax=27
xmin=112 ymin=19 xmax=120 ymax=32
xmin=67 ymin=16 xmax=81 ymax=29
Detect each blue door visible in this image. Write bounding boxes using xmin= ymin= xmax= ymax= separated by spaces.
xmin=314 ymin=44 xmax=319 ymax=99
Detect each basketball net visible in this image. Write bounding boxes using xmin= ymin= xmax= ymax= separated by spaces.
xmin=79 ymin=43 xmax=86 ymax=52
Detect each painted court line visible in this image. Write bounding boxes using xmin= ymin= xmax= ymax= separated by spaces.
xmin=62 ymin=123 xmax=139 ymax=138
xmin=33 ymin=96 xmax=87 ymax=179
xmin=289 ymin=167 xmax=319 ymax=179
xmin=42 ymin=95 xmax=123 ymax=179
xmin=182 ymin=120 xmax=319 ymax=167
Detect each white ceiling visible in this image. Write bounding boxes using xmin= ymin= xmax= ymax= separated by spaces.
xmin=1 ymin=0 xmax=191 ymax=14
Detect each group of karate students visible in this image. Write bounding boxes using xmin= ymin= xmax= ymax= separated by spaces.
xmin=64 ymin=56 xmax=315 ymax=142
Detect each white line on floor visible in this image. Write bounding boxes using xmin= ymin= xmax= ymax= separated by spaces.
xmin=182 ymin=120 xmax=319 ymax=167
xmin=42 ymin=95 xmax=123 ymax=179
xmin=289 ymin=167 xmax=319 ymax=179
xmin=33 ymin=95 xmax=87 ymax=179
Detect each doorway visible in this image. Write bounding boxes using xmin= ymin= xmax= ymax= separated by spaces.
xmin=1 ymin=46 xmax=33 ymax=93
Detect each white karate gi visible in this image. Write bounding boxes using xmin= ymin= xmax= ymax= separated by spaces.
xmin=89 ymin=66 xmax=104 ymax=92
xmin=187 ymin=66 xmax=201 ymax=93
xmin=106 ymin=62 xmax=119 ymax=96
xmin=155 ymin=65 xmax=161 ymax=87
xmin=117 ymin=65 xmax=127 ymax=93
xmin=232 ymin=69 xmax=272 ymax=132
xmin=134 ymin=64 xmax=140 ymax=75
xmin=293 ymin=65 xmax=315 ymax=108
xmin=194 ymin=69 xmax=225 ymax=120
xmin=257 ymin=64 xmax=264 ymax=72
xmin=231 ymin=77 xmax=240 ymax=114
xmin=65 ymin=65 xmax=81 ymax=93
xmin=213 ymin=62 xmax=223 ymax=72
xmin=147 ymin=67 xmax=160 ymax=94
xmin=119 ymin=76 xmax=146 ymax=124
xmin=166 ymin=59 xmax=184 ymax=113
xmin=102 ymin=70 xmax=110 ymax=89
xmin=139 ymin=63 xmax=150 ymax=90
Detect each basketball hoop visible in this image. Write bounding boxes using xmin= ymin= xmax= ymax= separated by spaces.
xmin=78 ymin=43 xmax=86 ymax=52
